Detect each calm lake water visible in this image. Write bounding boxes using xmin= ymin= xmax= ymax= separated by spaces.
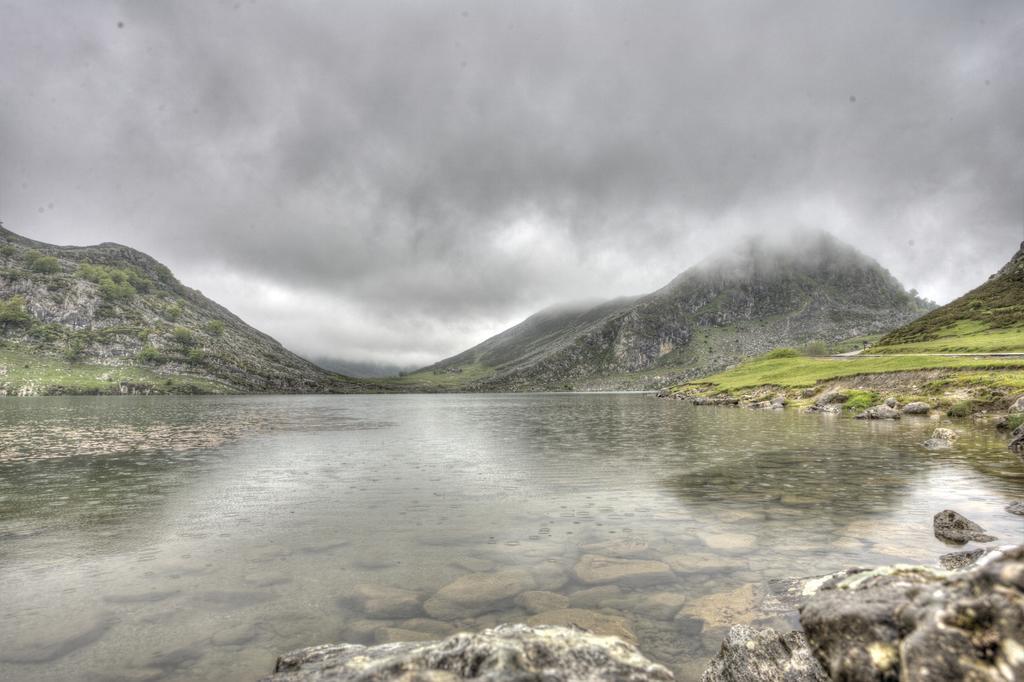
xmin=1 ymin=394 xmax=1022 ymax=681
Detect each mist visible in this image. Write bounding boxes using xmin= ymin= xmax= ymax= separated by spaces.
xmin=1 ymin=1 xmax=1021 ymax=367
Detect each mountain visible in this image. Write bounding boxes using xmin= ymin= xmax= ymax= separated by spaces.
xmin=0 ymin=224 xmax=374 ymax=395
xmin=310 ymin=356 xmax=418 ymax=378
xmin=405 ymin=230 xmax=933 ymax=391
xmin=875 ymin=240 xmax=1024 ymax=352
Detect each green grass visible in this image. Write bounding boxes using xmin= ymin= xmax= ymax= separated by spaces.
xmin=682 ymin=354 xmax=1024 ymax=393
xmin=0 ymin=348 xmax=229 ymax=395
xmin=386 ymin=362 xmax=497 ymax=389
xmin=872 ymin=323 xmax=1024 ymax=354
xmin=842 ymin=389 xmax=879 ymax=411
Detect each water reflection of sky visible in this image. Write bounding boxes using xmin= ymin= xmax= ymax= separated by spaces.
xmin=0 ymin=394 xmax=1021 ymax=681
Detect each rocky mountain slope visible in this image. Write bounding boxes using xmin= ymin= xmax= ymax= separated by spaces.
xmin=405 ymin=230 xmax=933 ymax=391
xmin=674 ymin=239 xmax=1024 ymax=425
xmin=0 ymin=224 xmax=372 ymax=395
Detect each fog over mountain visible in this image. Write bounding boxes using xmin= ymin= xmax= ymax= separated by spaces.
xmin=1 ymin=1 xmax=1022 ymax=367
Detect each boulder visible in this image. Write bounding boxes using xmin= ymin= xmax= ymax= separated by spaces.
xmin=262 ymin=624 xmax=673 ymax=681
xmin=1007 ymin=501 xmax=1024 ymax=516
xmin=854 ymin=405 xmax=901 ymax=420
xmin=902 ymin=401 xmax=931 ymax=415
xmin=938 ymin=548 xmax=988 ymax=570
xmin=923 ymin=427 xmax=958 ymax=450
xmin=513 ymin=590 xmax=569 ymax=614
xmin=423 ymin=569 xmax=536 ymax=619
xmin=933 ymin=509 xmax=996 ymax=544
xmin=884 ymin=397 xmax=899 ymax=408
xmin=573 ymin=554 xmax=674 ymax=587
xmin=815 ymin=391 xmax=847 ymax=406
xmin=1009 ymin=395 xmax=1024 ymax=413
xmin=1011 ymin=431 xmax=1024 ymax=455
xmin=701 ymin=625 xmax=828 ymax=682
xmin=799 ymin=546 xmax=1024 ymax=681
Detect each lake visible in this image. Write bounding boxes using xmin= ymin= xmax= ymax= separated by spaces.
xmin=1 ymin=394 xmax=1021 ymax=681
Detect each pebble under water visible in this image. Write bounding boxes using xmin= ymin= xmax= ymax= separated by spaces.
xmin=0 ymin=393 xmax=1022 ymax=681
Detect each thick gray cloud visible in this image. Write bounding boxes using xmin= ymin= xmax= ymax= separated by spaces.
xmin=1 ymin=1 xmax=1022 ymax=367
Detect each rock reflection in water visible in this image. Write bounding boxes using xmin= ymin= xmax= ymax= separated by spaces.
xmin=0 ymin=394 xmax=1021 ymax=681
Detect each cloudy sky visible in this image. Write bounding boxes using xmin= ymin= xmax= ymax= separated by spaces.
xmin=1 ymin=1 xmax=1022 ymax=369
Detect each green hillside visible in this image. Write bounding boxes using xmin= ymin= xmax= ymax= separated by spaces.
xmin=675 ymin=241 xmax=1024 ymax=415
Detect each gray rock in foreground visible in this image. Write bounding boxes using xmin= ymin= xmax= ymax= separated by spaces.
xmin=901 ymin=401 xmax=931 ymax=415
xmin=261 ymin=624 xmax=674 ymax=681
xmin=933 ymin=509 xmax=996 ymax=544
xmin=854 ymin=405 xmax=901 ymax=420
xmin=701 ymin=625 xmax=828 ymax=682
xmin=799 ymin=545 xmax=1024 ymax=681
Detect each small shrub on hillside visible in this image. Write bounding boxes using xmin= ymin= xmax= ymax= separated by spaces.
xmin=78 ymin=262 xmax=140 ymax=302
xmin=0 ymin=292 xmax=31 ymax=325
xmin=799 ymin=341 xmax=829 ymax=357
xmin=172 ymin=326 xmax=195 ymax=346
xmin=947 ymin=400 xmax=976 ymax=418
xmin=137 ymin=345 xmax=163 ymax=363
xmin=25 ymin=250 xmax=60 ymax=274
xmin=763 ymin=347 xmax=800 ymax=359
xmin=0 ymin=245 xmax=15 ymax=257
xmin=186 ymin=349 xmax=205 ymax=365
xmin=0 ymin=295 xmax=31 ymax=326
xmin=204 ymin=319 xmax=225 ymax=336
xmin=65 ymin=336 xmax=88 ymax=363
xmin=164 ymin=303 xmax=182 ymax=321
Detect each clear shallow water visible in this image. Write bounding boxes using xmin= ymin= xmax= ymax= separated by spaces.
xmin=1 ymin=394 xmax=1022 ymax=681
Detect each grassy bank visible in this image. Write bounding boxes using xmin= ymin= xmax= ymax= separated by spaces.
xmin=0 ymin=347 xmax=231 ymax=396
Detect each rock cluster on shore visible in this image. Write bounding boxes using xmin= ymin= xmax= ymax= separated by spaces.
xmin=265 ymin=541 xmax=1024 ymax=681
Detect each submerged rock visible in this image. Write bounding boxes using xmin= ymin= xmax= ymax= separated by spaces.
xmin=423 ymin=569 xmax=536 ymax=619
xmin=701 ymin=625 xmax=828 ymax=682
xmin=573 ymin=554 xmax=674 ymax=587
xmin=933 ymin=509 xmax=996 ymax=544
xmin=923 ymin=427 xmax=959 ymax=450
xmin=513 ymin=590 xmax=569 ymax=614
xmin=901 ymin=401 xmax=931 ymax=415
xmin=681 ymin=583 xmax=759 ymax=629
xmin=799 ymin=545 xmax=1024 ymax=681
xmin=526 ymin=608 xmax=636 ymax=643
xmin=262 ymin=624 xmax=673 ymax=681
xmin=350 ymin=584 xmax=423 ymax=618
xmin=854 ymin=405 xmax=901 ymax=420
xmin=1007 ymin=501 xmax=1024 ymax=516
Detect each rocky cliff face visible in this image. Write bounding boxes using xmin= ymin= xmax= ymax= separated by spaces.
xmin=0 ymin=225 xmax=369 ymax=394
xmin=421 ymin=231 xmax=932 ymax=391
